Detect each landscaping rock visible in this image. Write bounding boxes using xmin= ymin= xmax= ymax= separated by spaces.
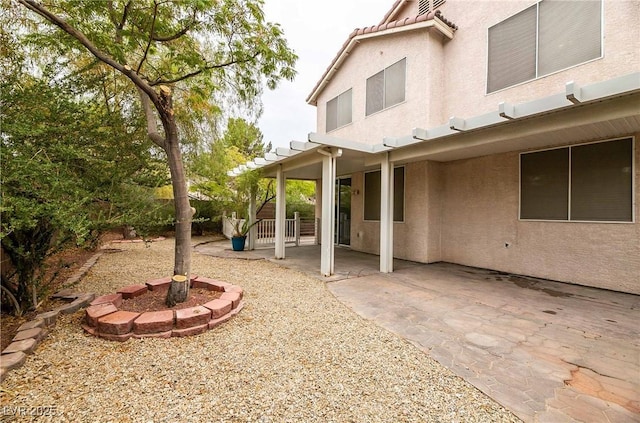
xmin=0 ymin=352 xmax=26 ymax=370
xmin=2 ymin=339 xmax=38 ymax=355
xmin=13 ymin=328 xmax=47 ymax=342
xmin=36 ymin=310 xmax=59 ymax=326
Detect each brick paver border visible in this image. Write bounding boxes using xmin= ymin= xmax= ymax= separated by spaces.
xmin=82 ymin=275 xmax=244 ymax=341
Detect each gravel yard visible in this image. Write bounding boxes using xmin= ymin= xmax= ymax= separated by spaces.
xmin=0 ymin=238 xmax=520 ymax=422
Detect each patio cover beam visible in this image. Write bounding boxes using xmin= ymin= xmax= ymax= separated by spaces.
xmin=308 ymin=132 xmax=392 ymax=154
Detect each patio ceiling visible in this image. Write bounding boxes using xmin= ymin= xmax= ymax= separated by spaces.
xmin=229 ymin=72 xmax=640 ymax=181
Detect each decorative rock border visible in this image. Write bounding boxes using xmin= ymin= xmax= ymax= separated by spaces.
xmin=1 ymin=249 xmax=104 ymax=381
xmin=0 ymin=290 xmax=96 ymax=382
xmin=82 ymin=275 xmax=244 ymax=341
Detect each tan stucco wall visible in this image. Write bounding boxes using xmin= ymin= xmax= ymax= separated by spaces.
xmin=310 ymin=1 xmax=640 ymax=294
xmin=442 ymin=0 xmax=640 ymax=118
xmin=315 ymin=29 xmax=447 ymax=143
xmin=349 ymin=161 xmax=442 ymax=263
xmin=349 ymin=136 xmax=639 ymax=294
xmin=437 ymin=135 xmax=640 ymax=295
xmin=314 ymin=1 xmax=639 ymax=141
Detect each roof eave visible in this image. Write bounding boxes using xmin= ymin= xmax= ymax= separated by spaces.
xmin=306 ymin=18 xmax=454 ymax=106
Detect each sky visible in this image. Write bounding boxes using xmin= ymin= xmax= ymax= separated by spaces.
xmin=259 ymin=0 xmax=394 ymax=149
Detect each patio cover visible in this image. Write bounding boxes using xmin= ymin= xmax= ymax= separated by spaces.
xmin=229 ymin=72 xmax=640 ymax=277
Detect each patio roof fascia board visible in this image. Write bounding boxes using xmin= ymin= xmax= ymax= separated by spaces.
xmin=306 ymin=19 xmax=447 ymax=106
xmin=398 ymin=72 xmax=640 ymax=150
xmin=390 ymin=91 xmax=640 ymax=163
xmin=308 ymin=132 xmax=392 ymax=154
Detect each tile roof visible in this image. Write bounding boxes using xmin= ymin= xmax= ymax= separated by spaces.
xmin=306 ymin=10 xmax=458 ymax=105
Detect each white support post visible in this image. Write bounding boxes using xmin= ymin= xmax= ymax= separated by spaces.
xmin=320 ymin=152 xmax=336 ymax=276
xmin=275 ymin=165 xmax=286 ymax=259
xmin=294 ymin=212 xmax=300 ymax=246
xmin=315 ymin=179 xmax=322 ymax=245
xmin=247 ymin=191 xmax=256 ymax=251
xmin=380 ymin=153 xmax=394 ymax=273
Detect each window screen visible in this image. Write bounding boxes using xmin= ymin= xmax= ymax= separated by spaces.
xmin=326 ymin=89 xmax=352 ymax=132
xmin=520 ymin=148 xmax=569 ymax=220
xmin=366 ymin=71 xmax=384 ymax=116
xmin=571 ymin=139 xmax=633 ymax=222
xmin=488 ymin=0 xmax=602 ymax=93
xmin=337 ymin=89 xmax=352 ymax=128
xmin=385 ymin=59 xmax=406 ymax=108
xmin=366 ymin=59 xmax=406 ymax=116
xmin=326 ymin=97 xmax=338 ymax=132
xmin=364 ymin=167 xmax=405 ymax=222
xmin=520 ymin=138 xmax=633 ymax=222
xmin=538 ymin=0 xmax=601 ymax=76
xmin=487 ymin=5 xmax=537 ymax=93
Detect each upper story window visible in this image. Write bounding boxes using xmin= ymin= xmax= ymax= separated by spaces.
xmin=520 ymin=137 xmax=633 ymax=222
xmin=366 ymin=58 xmax=406 ymax=116
xmin=487 ymin=0 xmax=602 ymax=93
xmin=326 ymin=89 xmax=352 ymax=132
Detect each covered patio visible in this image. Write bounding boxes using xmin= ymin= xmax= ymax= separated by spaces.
xmin=196 ymin=240 xmax=640 ymax=422
xmin=228 ymin=72 xmax=640 ymax=289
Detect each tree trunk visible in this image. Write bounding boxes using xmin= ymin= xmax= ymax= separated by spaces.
xmin=163 ymin=116 xmax=194 ymax=306
xmin=165 ymin=274 xmax=189 ymax=308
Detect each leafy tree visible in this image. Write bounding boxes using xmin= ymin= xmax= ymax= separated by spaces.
xmin=191 ymin=117 xmax=272 ymax=220
xmin=0 ymin=69 xmax=168 ymax=313
xmin=16 ymin=0 xmax=297 ymax=306
xmin=286 ymin=180 xmax=316 ymax=219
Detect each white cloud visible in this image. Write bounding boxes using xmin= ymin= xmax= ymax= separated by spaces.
xmin=259 ymin=0 xmax=393 ymax=149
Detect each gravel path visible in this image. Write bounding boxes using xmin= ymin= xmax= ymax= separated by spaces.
xmin=0 ymin=238 xmax=520 ymax=422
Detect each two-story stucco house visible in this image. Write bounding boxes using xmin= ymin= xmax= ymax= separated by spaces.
xmin=231 ymin=0 xmax=640 ymax=295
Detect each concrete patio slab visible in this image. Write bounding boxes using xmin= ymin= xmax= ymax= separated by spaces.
xmin=329 ymin=264 xmax=640 ymax=423
xmin=195 ymin=241 xmax=639 ymax=422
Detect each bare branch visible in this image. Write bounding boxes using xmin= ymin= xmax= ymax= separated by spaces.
xmin=115 ymin=1 xmax=132 ymax=43
xmin=151 ymin=8 xmax=197 ymax=42
xmin=150 ymin=52 xmax=260 ymax=86
xmin=137 ymin=1 xmax=158 ymax=74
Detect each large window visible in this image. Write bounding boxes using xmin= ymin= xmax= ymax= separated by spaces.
xmin=520 ymin=138 xmax=633 ymax=222
xmin=366 ymin=58 xmax=406 ymax=116
xmin=326 ymin=89 xmax=352 ymax=132
xmin=364 ymin=167 xmax=405 ymax=222
xmin=487 ymin=0 xmax=602 ymax=93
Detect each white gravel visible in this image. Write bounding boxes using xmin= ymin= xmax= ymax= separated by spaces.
xmin=0 ymin=237 xmax=520 ymax=422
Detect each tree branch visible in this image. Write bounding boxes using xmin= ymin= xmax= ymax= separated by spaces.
xmin=150 ymin=52 xmax=259 ymax=86
xmin=136 ymin=1 xmax=158 ymax=74
xmin=18 ymin=0 xmax=161 ymax=115
xmin=115 ymin=1 xmax=132 ymax=43
xmin=137 ymin=87 xmax=166 ymax=149
xmin=151 ymin=8 xmax=197 ymax=42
